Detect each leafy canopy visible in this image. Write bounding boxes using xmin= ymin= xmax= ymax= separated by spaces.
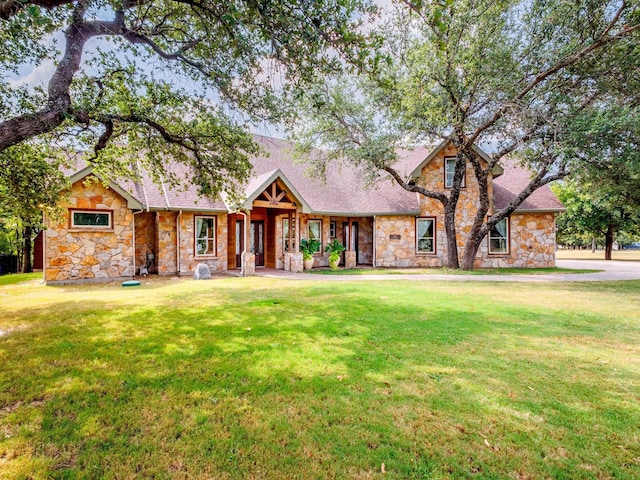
xmin=0 ymin=0 xmax=376 ymax=198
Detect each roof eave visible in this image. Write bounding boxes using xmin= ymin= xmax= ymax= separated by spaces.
xmin=68 ymin=166 xmax=144 ymax=210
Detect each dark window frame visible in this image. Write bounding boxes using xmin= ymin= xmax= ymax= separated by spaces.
xmin=195 ymin=215 xmax=217 ymax=257
xmin=69 ymin=209 xmax=113 ymax=229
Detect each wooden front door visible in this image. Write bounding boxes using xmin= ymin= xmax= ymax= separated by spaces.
xmin=342 ymin=222 xmax=359 ymax=264
xmin=235 ymin=220 xmax=244 ymax=268
xmin=250 ymin=220 xmax=265 ymax=267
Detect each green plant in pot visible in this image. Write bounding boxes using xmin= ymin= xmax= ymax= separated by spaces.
xmin=325 ymin=239 xmax=346 ymax=270
xmin=300 ymin=238 xmax=321 ymax=270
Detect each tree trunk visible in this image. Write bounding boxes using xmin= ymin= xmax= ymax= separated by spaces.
xmin=443 ymin=202 xmax=459 ymax=269
xmin=604 ymin=223 xmax=615 ymax=261
xmin=21 ymin=225 xmax=33 ymax=273
xmin=592 ymin=236 xmax=596 ymax=253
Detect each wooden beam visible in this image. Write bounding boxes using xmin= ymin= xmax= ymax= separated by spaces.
xmin=253 ymin=200 xmax=296 ymax=209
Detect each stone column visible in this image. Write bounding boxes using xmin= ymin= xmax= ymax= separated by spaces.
xmin=345 ymin=250 xmax=356 ymax=269
xmin=242 ymin=252 xmax=255 ymax=276
xmin=290 ymin=252 xmax=303 ymax=273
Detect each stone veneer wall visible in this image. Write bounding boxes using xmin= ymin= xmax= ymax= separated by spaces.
xmin=134 ymin=212 xmax=156 ymax=274
xmin=44 ymin=177 xmax=134 ymax=283
xmin=155 ymin=211 xmax=177 ymax=275
xmin=177 ymin=212 xmax=228 ymax=275
xmin=375 ymin=212 xmax=556 ymax=268
xmin=476 ymin=212 xmax=556 ymax=268
xmin=374 ymin=145 xmax=556 ymax=268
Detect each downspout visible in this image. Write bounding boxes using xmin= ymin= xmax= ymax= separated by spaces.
xmin=41 ymin=210 xmax=47 ymax=284
xmin=372 ymin=215 xmax=376 ymax=268
xmin=132 ymin=209 xmax=144 ymax=278
xmin=176 ymin=210 xmax=182 ymax=276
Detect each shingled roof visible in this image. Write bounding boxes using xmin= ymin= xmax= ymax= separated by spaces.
xmin=66 ymin=135 xmax=563 ymax=215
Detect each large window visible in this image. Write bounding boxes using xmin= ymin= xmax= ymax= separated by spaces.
xmin=445 ymin=157 xmax=465 ymax=188
xmin=307 ymin=219 xmax=322 ymax=253
xmin=195 ymin=216 xmax=216 ymax=256
xmin=71 ymin=210 xmax=112 ymax=228
xmin=489 ymin=218 xmax=509 ymax=254
xmin=416 ymin=217 xmax=436 ymax=254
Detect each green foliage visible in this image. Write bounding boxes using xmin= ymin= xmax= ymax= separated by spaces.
xmin=324 ymin=239 xmax=346 ymax=267
xmin=299 ymin=238 xmax=321 ymax=260
xmin=289 ymin=0 xmax=640 ymax=269
xmin=1 ymin=0 xmax=376 ymax=199
xmin=553 ymin=179 xmax=640 ymax=248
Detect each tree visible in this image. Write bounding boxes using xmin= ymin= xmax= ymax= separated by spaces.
xmin=0 ymin=142 xmax=67 ymax=272
xmin=554 ymin=102 xmax=640 ymax=258
xmin=289 ymin=0 xmax=640 ymax=269
xmin=1 ymin=0 xmax=375 ymax=198
xmin=553 ymin=179 xmax=640 ymax=258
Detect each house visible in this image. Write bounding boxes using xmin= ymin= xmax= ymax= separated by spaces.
xmin=43 ymin=136 xmax=564 ymax=283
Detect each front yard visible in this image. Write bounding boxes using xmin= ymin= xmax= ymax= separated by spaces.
xmin=1 ymin=274 xmax=639 ymax=479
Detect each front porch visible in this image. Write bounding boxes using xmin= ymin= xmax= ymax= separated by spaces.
xmin=225 ymin=172 xmax=374 ymax=276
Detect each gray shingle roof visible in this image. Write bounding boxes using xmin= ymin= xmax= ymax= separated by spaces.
xmin=493 ymin=160 xmax=565 ymax=212
xmin=65 ymin=135 xmax=562 ymax=215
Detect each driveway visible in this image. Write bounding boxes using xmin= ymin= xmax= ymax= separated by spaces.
xmin=255 ymin=259 xmax=640 ymax=282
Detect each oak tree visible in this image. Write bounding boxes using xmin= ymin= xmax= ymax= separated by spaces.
xmin=290 ymin=0 xmax=640 ymax=269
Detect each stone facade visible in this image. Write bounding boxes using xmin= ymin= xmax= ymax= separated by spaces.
xmin=374 ymin=146 xmax=556 ymax=269
xmin=177 ymin=212 xmax=228 ymax=275
xmin=134 ymin=212 xmax=156 ymax=274
xmin=476 ymin=212 xmax=556 ymax=268
xmin=44 ymin=176 xmax=134 ymax=283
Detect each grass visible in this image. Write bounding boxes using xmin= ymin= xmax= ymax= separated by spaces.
xmin=557 ymin=249 xmax=640 ymax=261
xmin=307 ymin=266 xmax=600 ymax=275
xmin=1 ymin=275 xmax=640 ymax=479
xmin=0 ymin=272 xmax=41 ymax=287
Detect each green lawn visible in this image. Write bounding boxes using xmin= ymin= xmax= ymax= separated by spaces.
xmin=1 ymin=275 xmax=639 ymax=479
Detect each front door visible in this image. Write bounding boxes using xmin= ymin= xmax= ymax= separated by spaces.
xmin=342 ymin=222 xmax=359 ymax=265
xmin=235 ymin=220 xmax=244 ymax=268
xmin=251 ymin=220 xmax=265 ymax=267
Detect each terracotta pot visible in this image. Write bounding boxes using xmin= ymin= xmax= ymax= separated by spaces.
xmin=303 ymin=257 xmax=315 ymax=271
xmin=329 ymin=256 xmax=340 ymax=270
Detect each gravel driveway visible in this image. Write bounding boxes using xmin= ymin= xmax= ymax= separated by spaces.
xmin=255 ymin=260 xmax=640 ymax=282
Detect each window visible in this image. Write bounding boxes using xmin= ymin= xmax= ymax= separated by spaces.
xmin=195 ymin=216 xmax=216 ymax=256
xmin=283 ymin=217 xmax=296 ymax=252
xmin=445 ymin=157 xmax=465 ymax=188
xmin=416 ymin=217 xmax=436 ymax=254
xmin=307 ymin=219 xmax=322 ymax=253
xmin=71 ymin=210 xmax=112 ymax=228
xmin=489 ymin=218 xmax=509 ymax=254
xmin=329 ymin=221 xmax=337 ymax=238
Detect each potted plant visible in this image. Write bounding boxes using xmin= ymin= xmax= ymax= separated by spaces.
xmin=300 ymin=238 xmax=321 ymax=270
xmin=324 ymin=239 xmax=346 ymax=270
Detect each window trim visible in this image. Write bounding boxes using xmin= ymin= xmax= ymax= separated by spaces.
xmin=194 ymin=215 xmax=217 ymax=257
xmin=415 ymin=216 xmax=436 ymax=255
xmin=307 ymin=219 xmax=323 ymax=254
xmin=488 ymin=217 xmax=510 ymax=255
xmin=69 ymin=209 xmax=113 ymax=229
xmin=282 ymin=217 xmax=296 ymax=253
xmin=329 ymin=220 xmax=337 ymax=239
xmin=444 ymin=156 xmax=466 ymax=189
